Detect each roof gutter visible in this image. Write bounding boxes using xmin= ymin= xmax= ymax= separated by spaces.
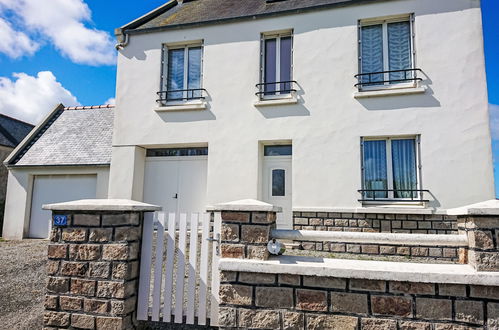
xmin=115 ymin=29 xmax=129 ymax=50
xmin=6 ymin=163 xmax=111 ymax=169
xmin=115 ymin=0 xmax=178 ymax=49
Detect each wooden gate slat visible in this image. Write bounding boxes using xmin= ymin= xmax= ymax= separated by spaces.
xmin=162 ymin=212 xmax=177 ymax=322
xmin=210 ymin=212 xmax=221 ymax=326
xmin=174 ymin=213 xmax=188 ymax=323
xmin=197 ymin=213 xmax=210 ymax=326
xmin=186 ymin=213 xmax=199 ymax=324
xmin=151 ymin=212 xmax=165 ymax=321
xmin=136 ymin=212 xmax=154 ymax=321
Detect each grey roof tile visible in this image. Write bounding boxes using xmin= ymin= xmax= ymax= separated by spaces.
xmin=129 ymin=0 xmax=390 ymax=32
xmin=14 ymin=108 xmax=113 ymax=166
xmin=0 ymin=114 xmax=34 ymax=148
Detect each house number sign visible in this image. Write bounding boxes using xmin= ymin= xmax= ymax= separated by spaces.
xmin=53 ymin=215 xmax=68 ymax=226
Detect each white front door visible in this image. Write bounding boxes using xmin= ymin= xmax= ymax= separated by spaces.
xmin=29 ymin=174 xmax=97 ymax=238
xmin=143 ymin=149 xmax=208 ymax=215
xmin=263 ymin=155 xmax=292 ymax=229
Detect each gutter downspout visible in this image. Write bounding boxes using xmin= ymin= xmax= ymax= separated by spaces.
xmin=115 ymin=28 xmax=129 ymax=50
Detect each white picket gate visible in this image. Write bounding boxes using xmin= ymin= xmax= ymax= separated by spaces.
xmin=137 ymin=211 xmax=221 ymax=326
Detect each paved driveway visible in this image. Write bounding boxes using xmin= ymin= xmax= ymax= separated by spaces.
xmin=0 ymin=239 xmax=47 ymax=330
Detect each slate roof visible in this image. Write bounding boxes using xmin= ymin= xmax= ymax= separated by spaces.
xmin=11 ymin=105 xmax=114 ymax=167
xmin=125 ymin=0 xmax=391 ymax=33
xmin=0 ymin=114 xmax=34 ymax=148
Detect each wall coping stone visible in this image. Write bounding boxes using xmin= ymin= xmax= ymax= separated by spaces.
xmin=219 ymin=255 xmax=499 ymax=286
xmin=293 ymin=206 xmax=445 ymax=215
xmin=208 ymin=199 xmax=282 ymax=212
xmin=447 ymin=199 xmax=499 ymax=216
xmin=271 ymin=229 xmax=468 ymax=247
xmin=43 ymin=199 xmax=161 ymax=211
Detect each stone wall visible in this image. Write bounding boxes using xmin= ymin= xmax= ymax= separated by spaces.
xmin=0 ymin=146 xmax=13 ymax=236
xmin=461 ymin=216 xmax=499 ymax=271
xmin=219 ymin=271 xmax=499 ymax=329
xmin=300 ymin=241 xmax=466 ymax=263
xmin=220 ymin=211 xmax=276 ymax=261
xmin=292 ymin=212 xmax=460 ymax=258
xmin=44 ymin=211 xmax=142 ymax=330
xmin=293 ymin=212 xmax=458 ymax=234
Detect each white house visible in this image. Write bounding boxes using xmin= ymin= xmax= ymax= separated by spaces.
xmin=2 ymin=0 xmax=494 ymax=238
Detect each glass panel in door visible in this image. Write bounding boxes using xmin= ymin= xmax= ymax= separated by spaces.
xmin=272 ymin=169 xmax=285 ymax=197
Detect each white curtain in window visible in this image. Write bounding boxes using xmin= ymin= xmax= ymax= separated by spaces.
xmin=391 ymin=139 xmax=417 ymax=198
xmin=188 ymin=47 xmax=202 ymax=98
xmin=363 ymin=140 xmax=388 ymax=198
xmin=167 ymin=48 xmax=185 ymax=100
xmin=388 ymin=21 xmax=412 ymax=81
xmin=361 ymin=24 xmax=384 ymax=84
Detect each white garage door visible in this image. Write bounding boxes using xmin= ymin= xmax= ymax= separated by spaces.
xmin=29 ymin=174 xmax=97 ymax=238
xmin=143 ymin=148 xmax=208 ymax=215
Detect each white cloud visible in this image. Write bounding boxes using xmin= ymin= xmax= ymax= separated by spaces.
xmin=0 ymin=71 xmax=80 ymax=124
xmin=104 ymin=97 xmax=115 ymax=105
xmin=489 ymin=104 xmax=499 ymax=140
xmin=0 ymin=0 xmax=115 ymax=66
xmin=0 ymin=17 xmax=39 ymax=58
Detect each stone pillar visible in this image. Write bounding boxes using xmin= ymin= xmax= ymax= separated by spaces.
xmin=449 ymin=200 xmax=499 ymax=271
xmin=43 ymin=199 xmax=160 ymax=330
xmin=210 ymin=199 xmax=281 ymax=261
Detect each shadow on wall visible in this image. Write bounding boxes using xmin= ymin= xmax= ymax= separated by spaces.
xmin=155 ymin=92 xmax=217 ymax=123
xmin=256 ymin=82 xmax=311 ymax=119
xmin=427 ymin=191 xmax=442 ymax=209
xmin=355 ymin=71 xmax=441 ymax=111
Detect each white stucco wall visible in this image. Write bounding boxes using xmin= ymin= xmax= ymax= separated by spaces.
xmin=109 ymin=0 xmax=494 ymax=210
xmin=2 ymin=166 xmax=109 ymax=239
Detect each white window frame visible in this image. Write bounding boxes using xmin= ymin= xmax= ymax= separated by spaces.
xmin=260 ymin=31 xmax=294 ymax=100
xmin=161 ymin=42 xmax=204 ymax=105
xmin=358 ymin=14 xmax=416 ymax=91
xmin=360 ymin=135 xmax=422 ymax=202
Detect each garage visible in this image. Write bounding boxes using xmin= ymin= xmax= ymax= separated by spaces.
xmin=143 ymin=147 xmax=208 ymax=214
xmin=28 ymin=174 xmax=97 ymax=238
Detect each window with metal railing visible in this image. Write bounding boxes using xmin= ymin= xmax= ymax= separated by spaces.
xmin=159 ymin=43 xmax=206 ymax=104
xmin=360 ymin=136 xmax=426 ymax=203
xmin=258 ymin=31 xmax=296 ymax=99
xmin=357 ymin=15 xmax=421 ymax=91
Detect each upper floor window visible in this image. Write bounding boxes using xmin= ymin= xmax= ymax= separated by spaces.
xmin=356 ymin=15 xmax=420 ymax=90
xmin=360 ymin=136 xmax=426 ymax=203
xmin=257 ymin=31 xmax=296 ymax=99
xmin=158 ymin=44 xmax=205 ymax=104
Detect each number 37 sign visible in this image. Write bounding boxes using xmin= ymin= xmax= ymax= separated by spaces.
xmin=53 ymin=215 xmax=68 ymax=226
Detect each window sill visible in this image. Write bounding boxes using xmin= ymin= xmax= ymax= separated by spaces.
xmin=254 ymin=95 xmax=298 ymax=107
xmin=354 ymin=86 xmax=426 ymax=98
xmin=361 ymin=201 xmax=426 ymax=208
xmin=154 ymin=101 xmax=207 ymax=112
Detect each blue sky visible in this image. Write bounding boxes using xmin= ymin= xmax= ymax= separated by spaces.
xmin=0 ymin=0 xmax=498 ymax=194
xmin=482 ymin=0 xmax=499 ymax=197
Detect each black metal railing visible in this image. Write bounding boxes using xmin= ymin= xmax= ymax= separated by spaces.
xmin=358 ymin=189 xmax=430 ymax=203
xmin=255 ymin=80 xmax=297 ymax=98
xmin=354 ymin=68 xmax=422 ymax=90
xmin=156 ymin=88 xmax=207 ymax=103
